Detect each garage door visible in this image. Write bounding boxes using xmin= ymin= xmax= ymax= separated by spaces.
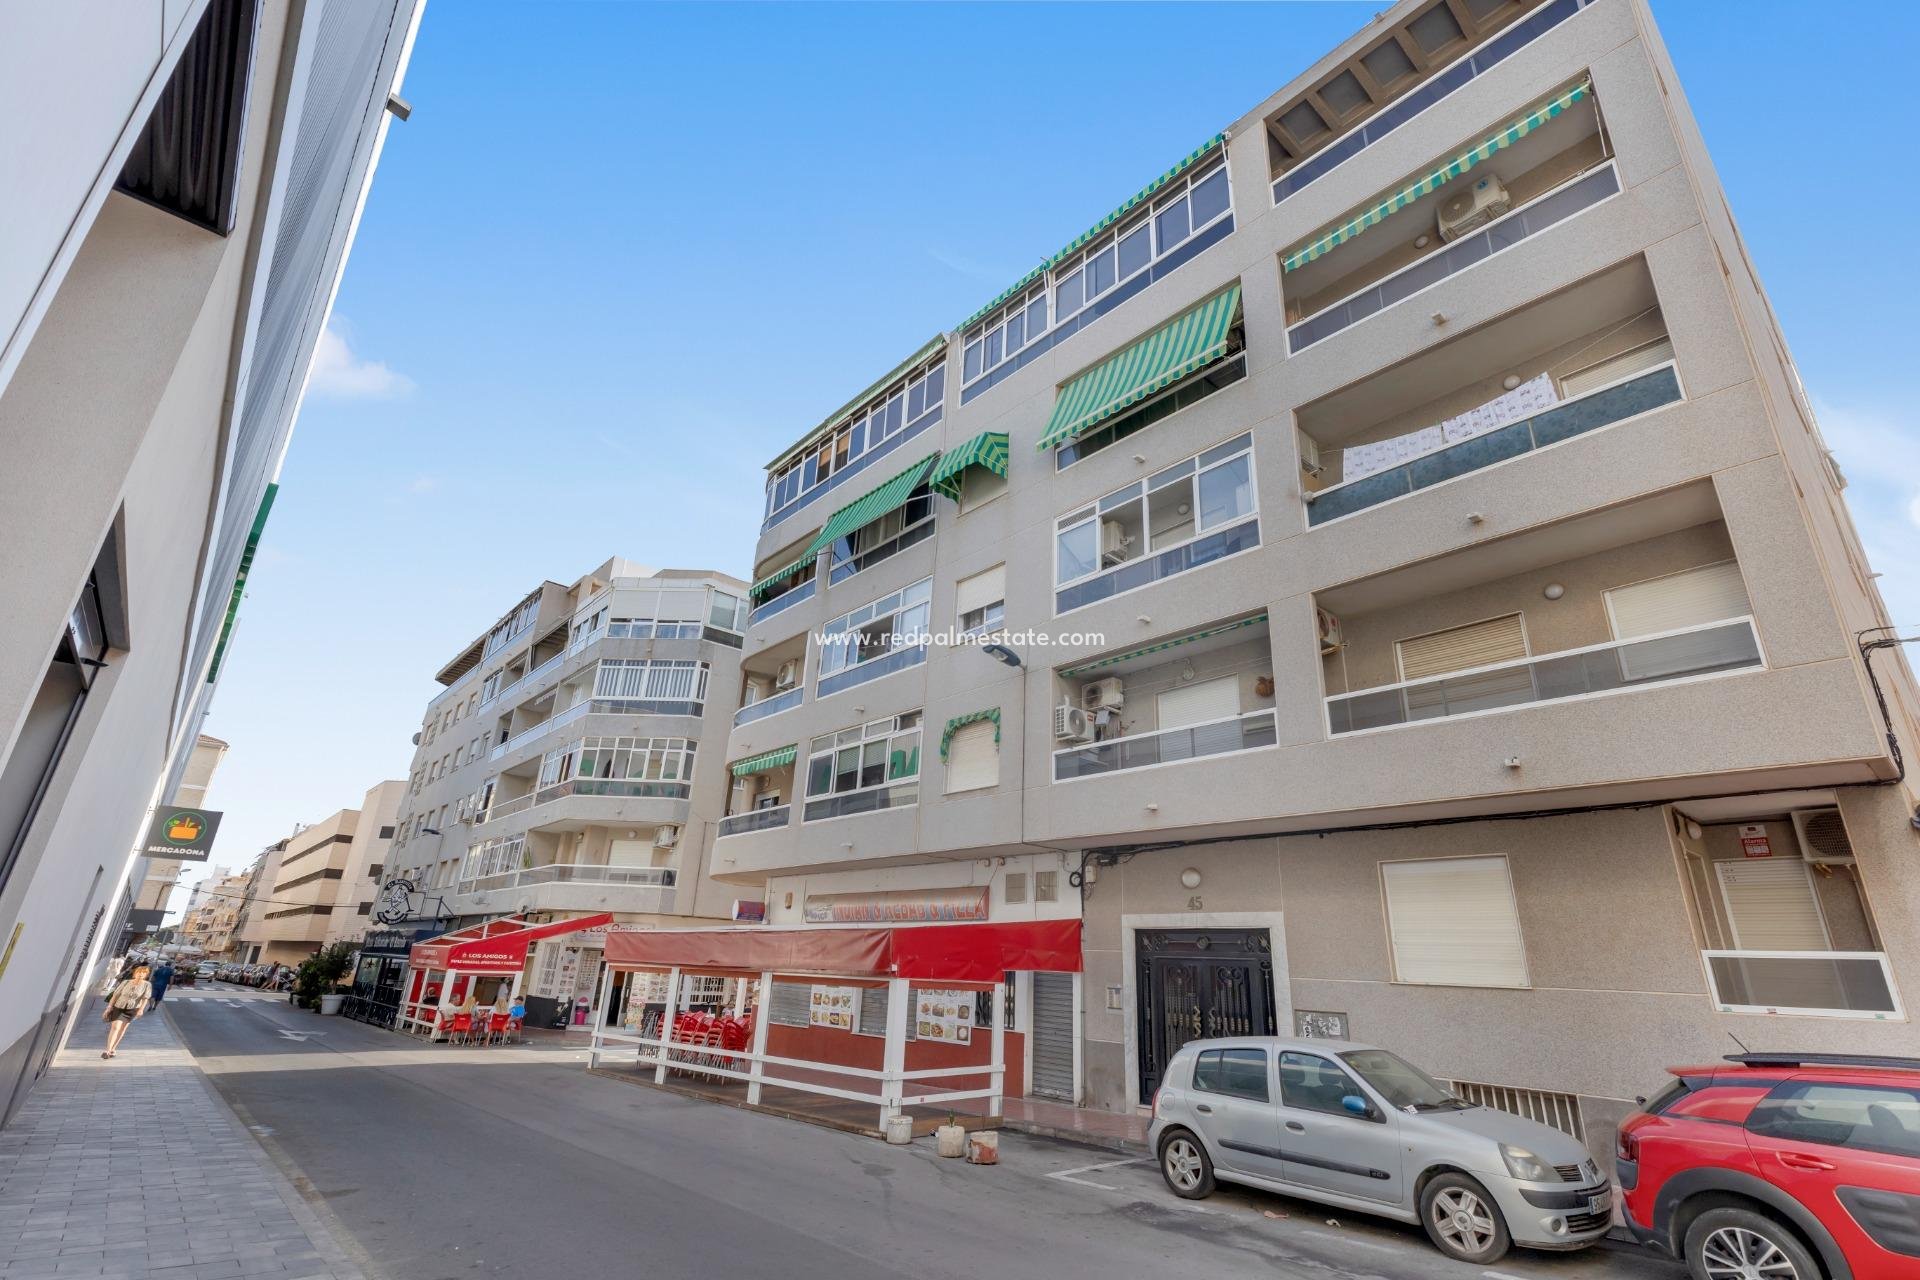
xmin=1030 ymin=972 xmax=1075 ymax=1101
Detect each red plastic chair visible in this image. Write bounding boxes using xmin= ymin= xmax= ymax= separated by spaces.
xmin=447 ymin=1012 xmax=473 ymax=1045
xmin=487 ymin=1012 xmax=511 ymax=1045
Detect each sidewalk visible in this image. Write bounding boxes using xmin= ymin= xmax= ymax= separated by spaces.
xmin=0 ymin=1000 xmax=366 ymax=1280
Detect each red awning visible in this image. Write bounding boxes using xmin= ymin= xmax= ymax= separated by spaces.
xmin=408 ymin=912 xmax=614 ymax=975
xmin=602 ymin=919 xmax=1081 ymax=983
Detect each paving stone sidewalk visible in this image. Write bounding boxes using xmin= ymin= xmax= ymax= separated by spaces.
xmin=0 ymin=1000 xmax=365 ymax=1280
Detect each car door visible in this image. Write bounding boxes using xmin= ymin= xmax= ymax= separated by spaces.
xmin=1744 ymin=1076 xmax=1920 ymax=1267
xmin=1276 ymin=1050 xmax=1403 ymax=1204
xmin=1189 ymin=1047 xmax=1286 ymax=1182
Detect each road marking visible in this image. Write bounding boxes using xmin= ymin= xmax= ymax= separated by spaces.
xmin=1045 ymin=1157 xmax=1144 ymax=1191
xmin=1297 ymin=1229 xmax=1401 ymax=1254
xmin=1483 ymin=1271 xmax=1531 ymax=1280
xmin=276 ymin=1029 xmax=325 ymax=1042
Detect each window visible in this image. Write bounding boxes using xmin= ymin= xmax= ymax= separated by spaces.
xmin=1380 ymin=856 xmax=1529 ymax=987
xmin=1054 ymin=434 xmax=1256 ymax=608
xmin=1279 ymin=1051 xmax=1367 ymax=1116
xmin=378 ymin=826 xmax=395 ymax=840
xmin=956 ymin=565 xmax=1006 ymax=636
xmin=483 ymin=593 xmax=540 ymax=659
xmin=829 ymin=487 xmax=936 ymax=585
xmin=803 ymin=713 xmax=921 ymax=821
xmin=1193 ymin=1048 xmax=1270 ymax=1102
xmin=1004 ymin=872 xmax=1028 ymax=904
xmin=817 ymin=579 xmax=932 ymax=694
xmin=1034 ymin=870 xmax=1059 ymax=903
xmin=1156 ymin=676 xmax=1240 ymax=730
xmin=592 ymin=659 xmax=709 ymax=705
xmin=707 ymin=591 xmax=750 ymax=633
xmin=576 ymin=737 xmax=697 ymax=785
xmin=765 ymin=358 xmax=946 ymax=523
xmin=1747 ymin=1081 xmax=1920 ymax=1160
xmin=1716 ymin=859 xmax=1829 ymax=950
xmin=480 ymin=669 xmax=504 ymax=704
xmin=1605 ymin=561 xmax=1751 ymax=641
xmin=944 ymin=720 xmax=1000 ymax=794
xmin=1056 ymin=350 xmax=1248 ymax=470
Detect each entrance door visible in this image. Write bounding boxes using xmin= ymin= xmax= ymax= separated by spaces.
xmin=1030 ymin=972 xmax=1076 ymax=1100
xmin=1137 ymin=929 xmax=1276 ymax=1101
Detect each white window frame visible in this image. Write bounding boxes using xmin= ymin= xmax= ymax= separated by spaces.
xmin=1054 ymin=433 xmax=1257 ymax=591
xmin=1394 ymin=612 xmax=1532 ymax=682
xmin=802 ymin=712 xmax=923 ymax=815
xmin=592 ymin=658 xmax=710 ymax=703
xmin=576 ymin=736 xmax=698 ymax=786
xmin=764 ymin=358 xmax=947 ymax=519
xmin=1380 ymin=855 xmax=1531 ymax=989
xmin=816 ymin=578 xmax=933 ymax=685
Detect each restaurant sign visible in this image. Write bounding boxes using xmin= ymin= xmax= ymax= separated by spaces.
xmin=141 ymin=807 xmax=222 ymax=862
xmin=803 ymin=887 xmax=988 ymax=925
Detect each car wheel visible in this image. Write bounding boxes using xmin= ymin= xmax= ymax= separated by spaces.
xmin=1685 ymin=1207 xmax=1823 ymax=1280
xmin=1420 ymin=1172 xmax=1512 ymax=1264
xmin=1158 ymin=1131 xmax=1215 ymax=1199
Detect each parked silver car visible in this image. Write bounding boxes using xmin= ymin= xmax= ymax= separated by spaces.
xmin=1148 ymin=1036 xmax=1611 ymax=1263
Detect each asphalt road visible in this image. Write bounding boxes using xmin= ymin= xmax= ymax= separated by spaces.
xmin=166 ymin=986 xmax=1688 ymax=1280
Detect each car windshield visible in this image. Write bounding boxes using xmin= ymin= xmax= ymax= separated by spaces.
xmin=1339 ymin=1049 xmax=1470 ymax=1112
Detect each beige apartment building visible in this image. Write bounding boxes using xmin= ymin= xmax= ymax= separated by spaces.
xmin=389 ymin=559 xmax=751 ymax=1021
xmin=715 ymin=0 xmax=1920 ymax=1160
xmin=240 ymin=781 xmax=402 ymax=967
xmin=127 ymin=734 xmax=230 ymax=943
xmin=179 ymin=865 xmax=249 ymax=959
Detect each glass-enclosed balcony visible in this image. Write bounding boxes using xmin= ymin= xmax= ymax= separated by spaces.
xmin=1055 ymin=709 xmax=1277 ymax=781
xmin=718 ymin=805 xmax=792 ymax=839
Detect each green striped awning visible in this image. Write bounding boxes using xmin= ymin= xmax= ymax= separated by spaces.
xmin=928 ymin=432 xmax=1009 ymax=502
xmin=1061 ymin=614 xmax=1268 ymax=678
xmin=1283 ymin=80 xmax=1590 ymax=273
xmin=962 ymin=134 xmax=1227 ymax=329
xmin=731 ymin=745 xmax=797 ymax=778
xmin=207 ymin=483 xmax=278 ymax=682
xmin=749 ymin=554 xmax=814 ymax=602
xmin=939 ymin=708 xmax=1002 ymax=762
xmin=801 ymin=454 xmax=940 ymax=559
xmin=1037 ymin=283 xmax=1241 ymax=452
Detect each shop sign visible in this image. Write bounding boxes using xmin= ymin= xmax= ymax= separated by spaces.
xmin=372 ymin=878 xmax=417 ymax=924
xmin=1739 ymin=824 xmax=1773 ymax=858
xmin=456 ymin=945 xmax=526 ymax=969
xmin=731 ymin=900 xmax=767 ymax=923
xmin=803 ymin=887 xmax=988 ymax=925
xmin=142 ymin=807 xmax=222 ymax=861
xmin=809 ymin=984 xmax=856 ymax=1029
xmin=914 ymin=988 xmax=974 ymax=1044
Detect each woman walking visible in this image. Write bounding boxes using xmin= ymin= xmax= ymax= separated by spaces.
xmin=101 ymin=962 xmax=153 ymax=1058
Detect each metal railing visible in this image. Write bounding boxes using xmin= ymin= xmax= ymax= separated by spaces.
xmin=457 ymin=863 xmax=676 ymax=895
xmin=1327 ymin=617 xmax=1763 ymax=735
xmin=1054 ymin=708 xmax=1278 ymax=781
xmin=749 ymin=576 xmax=815 ymax=625
xmin=477 ymin=776 xmax=692 ymax=823
xmin=718 ymin=805 xmax=792 ymax=839
xmin=734 ymin=685 xmax=803 ymax=727
xmin=1703 ymin=951 xmax=1903 ymax=1019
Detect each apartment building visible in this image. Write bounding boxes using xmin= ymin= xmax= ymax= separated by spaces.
xmin=0 ymin=0 xmax=422 ymax=1124
xmin=715 ymin=0 xmax=1920 ymax=1159
xmin=179 ymin=865 xmax=249 ymax=959
xmin=242 ymin=781 xmax=402 ymax=967
xmin=229 ymin=839 xmax=288 ymax=966
xmin=127 ymin=734 xmax=230 ymax=944
xmin=390 ymin=559 xmax=750 ymax=1020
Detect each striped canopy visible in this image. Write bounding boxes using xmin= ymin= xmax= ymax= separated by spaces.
xmin=939 ymin=708 xmax=1002 ymax=761
xmin=1283 ymin=80 xmax=1591 ymax=273
xmin=929 ymin=432 xmax=1009 ymax=502
xmin=1037 ymin=283 xmax=1241 ymax=452
xmin=749 ymin=554 xmax=814 ymax=602
xmin=801 ymin=454 xmax=940 ymax=559
xmin=731 ymin=745 xmax=798 ymax=777
xmin=1061 ymin=613 xmax=1268 ymax=678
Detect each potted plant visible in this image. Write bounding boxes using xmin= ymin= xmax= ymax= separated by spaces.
xmin=295 ymin=940 xmax=356 ymax=1014
xmin=935 ymin=1111 xmax=968 ymax=1158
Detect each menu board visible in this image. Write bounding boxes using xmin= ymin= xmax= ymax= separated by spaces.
xmin=915 ymin=988 xmax=974 ymax=1045
xmin=809 ymin=984 xmax=856 ymax=1029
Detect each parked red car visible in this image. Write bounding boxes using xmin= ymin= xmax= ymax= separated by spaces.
xmin=1618 ymin=1053 xmax=1920 ymax=1280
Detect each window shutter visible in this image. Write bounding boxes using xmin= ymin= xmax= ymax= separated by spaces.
xmin=956 ymin=565 xmax=1006 ymax=620
xmin=1717 ymin=859 xmax=1829 ymax=950
xmin=769 ymin=981 xmax=811 ymax=1026
xmin=856 ymin=985 xmax=916 ymax=1039
xmin=1605 ymin=561 xmax=1751 ymax=640
xmin=1381 ymin=856 xmax=1530 ymax=988
xmin=1559 ymin=337 xmax=1676 ymax=398
xmin=1156 ymin=676 xmax=1241 ymax=729
xmin=1396 ymin=615 xmax=1528 ymax=681
xmin=944 ymin=720 xmax=999 ymax=793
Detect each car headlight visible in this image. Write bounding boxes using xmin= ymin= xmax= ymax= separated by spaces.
xmin=1499 ymin=1143 xmax=1557 ymax=1182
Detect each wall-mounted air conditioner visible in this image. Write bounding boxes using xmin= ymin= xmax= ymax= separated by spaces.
xmin=1100 ymin=521 xmax=1134 ymax=565
xmin=1437 ymin=174 xmax=1511 ymax=241
xmin=654 ymin=824 xmax=681 ymax=849
xmin=1082 ymin=678 xmax=1125 ymax=711
xmin=1298 ymin=434 xmax=1322 ymax=477
xmin=1316 ymin=607 xmax=1343 ymax=653
xmin=1053 ymin=705 xmax=1093 ymax=744
xmin=774 ymin=660 xmax=798 ymax=690
xmin=1791 ymin=808 xmax=1853 ymax=865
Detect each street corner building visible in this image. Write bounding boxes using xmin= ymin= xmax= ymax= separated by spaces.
xmin=0 ymin=0 xmax=424 ymax=1124
xmin=713 ymin=0 xmax=1920 ymax=1166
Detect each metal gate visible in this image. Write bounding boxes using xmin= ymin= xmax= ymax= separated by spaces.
xmin=1030 ymin=972 xmax=1075 ymax=1100
xmin=1136 ymin=929 xmax=1275 ymax=1100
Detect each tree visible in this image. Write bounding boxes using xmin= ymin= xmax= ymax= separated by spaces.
xmin=293 ymin=939 xmax=357 ymax=1010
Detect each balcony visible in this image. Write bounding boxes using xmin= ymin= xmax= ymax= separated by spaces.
xmin=1283 ymin=78 xmax=1616 ymax=353
xmin=1328 ymin=618 xmax=1761 ymax=734
xmin=479 ymin=776 xmax=692 ymax=824
xmin=1056 ymin=709 xmax=1277 ymax=781
xmin=735 ymin=685 xmax=802 ymax=727
xmin=457 ymin=862 xmax=675 ymax=895
xmin=749 ymin=574 xmax=815 ymax=625
xmin=1703 ymin=952 xmax=1902 ymax=1020
xmin=718 ymin=804 xmax=792 ymax=839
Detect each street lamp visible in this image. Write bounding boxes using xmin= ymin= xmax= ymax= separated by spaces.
xmin=981 ymin=642 xmax=1022 ymax=669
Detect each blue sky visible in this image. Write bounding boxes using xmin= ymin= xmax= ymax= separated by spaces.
xmin=183 ymin=0 xmax=1920 ymax=905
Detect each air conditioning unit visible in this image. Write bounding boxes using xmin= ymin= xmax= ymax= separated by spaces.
xmin=1100 ymin=520 xmax=1134 ymax=565
xmin=1082 ymin=678 xmax=1125 ymax=711
xmin=653 ymin=824 xmax=681 ymax=849
xmin=1316 ymin=607 xmax=1343 ymax=653
xmin=774 ymin=660 xmax=799 ymax=690
xmin=1053 ymin=704 xmax=1093 ymax=744
xmin=1437 ymin=174 xmax=1512 ymax=241
xmin=1791 ymin=808 xmax=1853 ymax=865
xmin=1298 ymin=433 xmax=1323 ymax=477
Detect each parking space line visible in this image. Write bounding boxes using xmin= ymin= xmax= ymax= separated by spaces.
xmin=1296 ymin=1229 xmax=1402 ymax=1254
xmin=1482 ymin=1271 xmax=1531 ymax=1280
xmin=1044 ymin=1158 xmax=1144 ymax=1191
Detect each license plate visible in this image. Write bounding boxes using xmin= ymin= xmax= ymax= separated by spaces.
xmin=1587 ymin=1189 xmax=1612 ymax=1215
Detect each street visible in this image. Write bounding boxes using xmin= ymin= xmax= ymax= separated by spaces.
xmin=164 ymin=986 xmax=1684 ymax=1280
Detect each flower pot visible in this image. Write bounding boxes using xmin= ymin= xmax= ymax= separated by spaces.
xmin=966 ymin=1131 xmax=1000 ymax=1165
xmin=318 ymin=993 xmax=346 ymax=1016
xmin=883 ymin=1114 xmax=914 ymax=1145
xmin=935 ymin=1123 xmax=968 ymax=1158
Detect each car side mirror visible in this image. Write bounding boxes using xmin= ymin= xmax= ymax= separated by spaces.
xmin=1341 ymin=1094 xmax=1373 ymax=1118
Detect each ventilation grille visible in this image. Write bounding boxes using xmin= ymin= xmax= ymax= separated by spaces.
xmin=1793 ymin=808 xmax=1854 ymax=862
xmin=1450 ymin=1079 xmax=1585 ymax=1142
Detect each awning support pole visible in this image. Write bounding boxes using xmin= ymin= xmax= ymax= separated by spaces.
xmin=746 ymin=971 xmax=773 ymax=1106
xmin=588 ymin=962 xmax=613 ymax=1068
xmin=990 ymin=980 xmax=1007 ymax=1118
xmin=654 ymin=966 xmax=681 ymax=1084
xmin=881 ymin=976 xmax=909 ymax=1129
xmin=440 ymin=969 xmax=458 ymax=1041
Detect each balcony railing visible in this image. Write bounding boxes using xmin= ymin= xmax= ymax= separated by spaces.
xmin=1288 ymin=163 xmax=1621 ymax=353
xmin=734 ymin=685 xmax=803 ymax=727
xmin=1306 ymin=365 xmax=1682 ymax=526
xmin=523 ymin=648 xmax=566 ymax=686
xmin=492 ymin=699 xmax=594 ymax=760
xmin=816 ymin=643 xmax=926 ymax=700
xmin=1326 ymin=617 xmax=1763 ymax=735
xmin=718 ymin=805 xmax=793 ymax=839
xmin=1054 ymin=708 xmax=1278 ymax=781
xmin=749 ymin=576 xmax=815 ymax=625
xmin=1703 ymin=951 xmax=1903 ymax=1020
xmin=803 ymin=781 xmax=917 ymax=823
xmin=478 ymin=776 xmax=692 ymax=824
xmin=829 ymin=513 xmax=935 ymax=586
xmin=457 ymin=863 xmax=677 ymax=895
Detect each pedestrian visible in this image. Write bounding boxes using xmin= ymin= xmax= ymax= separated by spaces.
xmin=101 ymin=963 xmax=152 ymax=1058
xmin=507 ymin=991 xmax=526 ymax=1042
xmin=148 ymin=958 xmax=176 ymax=1004
xmin=96 ymin=954 xmax=128 ymax=999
